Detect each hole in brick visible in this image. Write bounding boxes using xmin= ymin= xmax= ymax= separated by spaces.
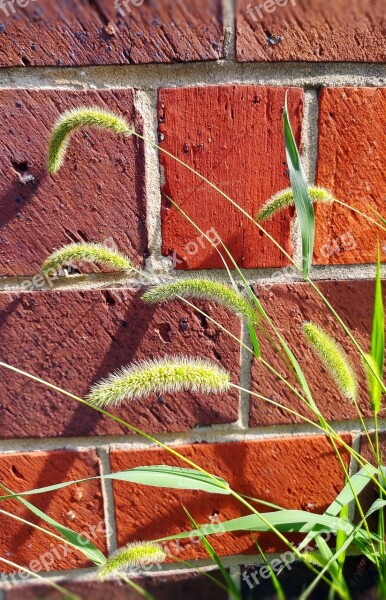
xmin=213 ymin=349 xmax=222 ymax=361
xmin=11 ymin=160 xmax=28 ymax=174
xmin=11 ymin=159 xmax=36 ymax=186
xmin=197 ymin=313 xmax=208 ymax=329
xmin=179 ymin=317 xmax=189 ymax=332
xmin=77 ymin=230 xmax=88 ymax=241
xmin=21 ymin=56 xmax=31 ymax=66
xmin=157 ymin=322 xmax=172 ymax=343
xmin=104 ymin=291 xmax=116 ymax=306
xmin=11 ymin=465 xmax=25 ymax=479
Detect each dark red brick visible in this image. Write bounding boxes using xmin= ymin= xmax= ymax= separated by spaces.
xmin=236 ymin=0 xmax=386 ymax=62
xmin=5 ymin=572 xmax=227 ymax=599
xmin=0 ymin=0 xmax=223 ymax=67
xmin=0 ymin=89 xmax=147 ymax=276
xmin=315 ymin=88 xmax=386 ymax=266
xmin=111 ymin=436 xmax=351 ymax=560
xmin=0 ymin=450 xmax=106 ymax=573
xmin=250 ymin=280 xmax=385 ymax=427
xmin=159 ymin=86 xmax=304 ymax=269
xmin=0 ymin=289 xmax=240 ymax=438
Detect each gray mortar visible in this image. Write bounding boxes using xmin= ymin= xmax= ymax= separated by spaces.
xmin=0 ymin=0 xmax=385 ymax=587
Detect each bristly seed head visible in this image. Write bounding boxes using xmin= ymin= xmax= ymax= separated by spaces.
xmin=41 ymin=242 xmax=133 ymax=276
xmin=142 ymin=278 xmax=258 ymax=324
xmin=257 ymin=187 xmax=335 ymax=222
xmin=48 ymin=106 xmax=133 ymax=174
xmin=303 ymin=322 xmax=358 ymax=401
xmin=87 ymin=356 xmax=232 ymax=408
xmin=98 ymin=541 xmax=166 ymax=580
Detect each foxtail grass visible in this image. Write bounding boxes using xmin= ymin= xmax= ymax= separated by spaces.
xmin=87 ymin=356 xmax=231 ymax=408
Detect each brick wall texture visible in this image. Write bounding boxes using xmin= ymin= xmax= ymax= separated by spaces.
xmin=0 ymin=0 xmax=384 ymax=597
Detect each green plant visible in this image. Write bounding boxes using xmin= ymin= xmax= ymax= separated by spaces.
xmin=0 ymin=100 xmax=385 ymax=600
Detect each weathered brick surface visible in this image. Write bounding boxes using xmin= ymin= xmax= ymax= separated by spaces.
xmin=250 ymin=280 xmax=384 ymax=427
xmin=0 ymin=89 xmax=147 ymax=276
xmin=314 ymin=88 xmax=386 ymax=266
xmin=159 ymin=86 xmax=304 ymax=269
xmin=0 ymin=450 xmax=105 ymax=573
xmin=111 ymin=436 xmax=351 ymax=559
xmin=0 ymin=289 xmax=240 ymax=439
xmin=5 ymin=572 xmax=227 ymax=599
xmin=0 ymin=0 xmax=223 ymax=67
xmin=236 ymin=0 xmax=386 ymax=62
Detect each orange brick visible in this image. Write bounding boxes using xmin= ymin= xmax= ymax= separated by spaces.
xmin=159 ymin=86 xmax=304 ymax=269
xmin=111 ymin=436 xmax=351 ymax=560
xmin=0 ymin=450 xmax=106 ymax=573
xmin=315 ymin=88 xmax=386 ymax=265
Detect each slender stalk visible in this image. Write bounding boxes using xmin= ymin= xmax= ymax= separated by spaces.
xmin=374 ymin=412 xmax=386 ymax=594
xmin=231 ymin=383 xmax=384 ymax=492
xmin=333 ymin=198 xmax=386 ymax=234
xmin=132 ymin=131 xmax=385 ymax=398
xmin=0 ymin=361 xmax=346 ymax=593
xmin=0 ymin=556 xmax=79 ymax=599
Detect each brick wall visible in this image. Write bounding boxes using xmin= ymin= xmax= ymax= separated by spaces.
xmin=0 ymin=0 xmax=385 ymax=597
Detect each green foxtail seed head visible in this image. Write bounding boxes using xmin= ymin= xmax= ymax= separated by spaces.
xmin=87 ymin=356 xmax=231 ymax=408
xmin=363 ymin=353 xmax=383 ymax=415
xmin=98 ymin=541 xmax=166 ymax=580
xmin=257 ymin=187 xmax=334 ymax=222
xmin=48 ymin=106 xmax=133 ymax=173
xmin=41 ymin=243 xmax=133 ymax=275
xmin=303 ymin=322 xmax=358 ymax=401
xmin=142 ymin=278 xmax=258 ymax=324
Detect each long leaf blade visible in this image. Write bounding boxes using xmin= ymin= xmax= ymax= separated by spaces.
xmin=1 ymin=484 xmax=105 ymax=566
xmin=0 ymin=466 xmax=230 ymax=500
xmin=370 ymin=243 xmax=385 ymax=414
xmin=283 ymin=93 xmax=315 ymax=277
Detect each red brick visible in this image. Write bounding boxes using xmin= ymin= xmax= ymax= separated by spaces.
xmin=0 ymin=89 xmax=147 ymax=276
xmin=0 ymin=450 xmax=105 ymax=573
xmin=5 ymin=572 xmax=227 ymax=599
xmin=250 ymin=280 xmax=384 ymax=427
xmin=236 ymin=0 xmax=386 ymax=62
xmin=159 ymin=86 xmax=304 ymax=269
xmin=0 ymin=289 xmax=240 ymax=439
xmin=111 ymin=435 xmax=351 ymax=559
xmin=0 ymin=0 xmax=223 ymax=67
xmin=314 ymin=88 xmax=386 ymax=266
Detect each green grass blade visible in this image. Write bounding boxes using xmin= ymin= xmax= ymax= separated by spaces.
xmin=183 ymin=507 xmax=242 ymax=600
xmin=336 ymin=503 xmax=349 ymax=575
xmin=0 ymin=483 xmax=106 ymax=566
xmin=283 ymin=93 xmax=315 ymax=277
xmin=0 ymin=556 xmax=81 ymax=599
xmin=296 ymin=466 xmax=377 ymax=556
xmin=370 ymin=243 xmax=385 ymax=415
xmin=158 ymin=510 xmax=356 ymax=540
xmin=370 ymin=207 xmax=386 ymax=227
xmin=0 ymin=466 xmax=230 ymax=500
xmin=254 ymin=539 xmax=285 ymax=600
xmin=119 ymin=575 xmax=156 ymax=600
xmin=315 ymin=534 xmax=340 ymax=579
xmin=165 ymin=194 xmax=318 ymax=407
